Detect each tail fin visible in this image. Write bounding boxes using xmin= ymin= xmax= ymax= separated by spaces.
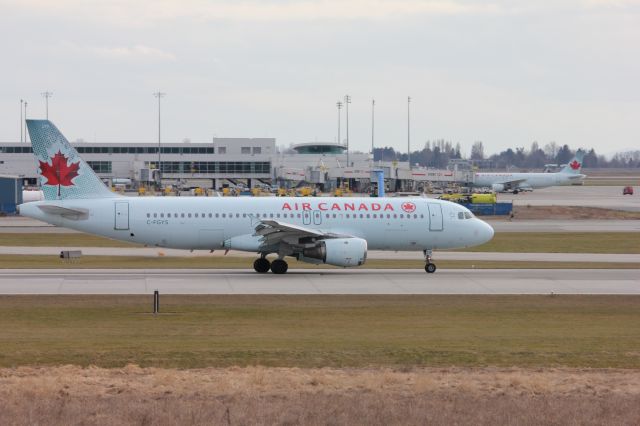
xmin=26 ymin=120 xmax=119 ymax=200
xmin=560 ymin=150 xmax=584 ymax=174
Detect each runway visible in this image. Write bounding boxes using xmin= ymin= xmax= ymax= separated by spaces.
xmin=0 ymin=269 xmax=637 ymax=295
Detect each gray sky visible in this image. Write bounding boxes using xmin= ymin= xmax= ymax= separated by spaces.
xmin=1 ymin=0 xmax=638 ymax=156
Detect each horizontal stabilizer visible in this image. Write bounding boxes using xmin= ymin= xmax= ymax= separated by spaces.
xmin=38 ymin=205 xmax=89 ymax=220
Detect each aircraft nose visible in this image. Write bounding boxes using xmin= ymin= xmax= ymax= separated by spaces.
xmin=476 ymin=219 xmax=494 ymax=245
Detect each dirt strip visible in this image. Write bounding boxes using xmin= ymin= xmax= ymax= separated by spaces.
xmin=1 ymin=366 xmax=639 ymax=425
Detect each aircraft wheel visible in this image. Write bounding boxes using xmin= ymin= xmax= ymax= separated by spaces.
xmin=425 ymin=263 xmax=436 ymax=274
xmin=513 ymin=190 xmax=519 ymax=194
xmin=271 ymin=259 xmax=289 ymax=274
xmin=253 ymin=258 xmax=271 ymax=273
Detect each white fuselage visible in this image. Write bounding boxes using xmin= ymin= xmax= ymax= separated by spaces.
xmin=18 ymin=196 xmax=494 ymax=252
xmin=473 ymin=171 xmax=585 ymax=190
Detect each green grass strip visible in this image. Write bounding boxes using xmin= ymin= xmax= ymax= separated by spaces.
xmin=1 ymin=295 xmax=639 ymax=369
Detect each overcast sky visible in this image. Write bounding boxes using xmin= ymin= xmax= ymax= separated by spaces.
xmin=1 ymin=0 xmax=638 ymax=156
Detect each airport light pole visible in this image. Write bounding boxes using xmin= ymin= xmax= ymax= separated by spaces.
xmin=24 ymin=101 xmax=28 ymax=143
xmin=153 ymin=91 xmax=166 ymax=190
xmin=344 ymin=94 xmax=351 ymax=167
xmin=371 ymin=98 xmax=375 ymax=161
xmin=20 ymin=99 xmax=23 ymax=142
xmin=407 ymin=96 xmax=411 ymax=170
xmin=41 ymin=91 xmax=53 ymax=120
xmin=336 ymin=101 xmax=342 ymax=145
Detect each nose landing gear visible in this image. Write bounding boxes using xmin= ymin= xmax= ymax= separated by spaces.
xmin=424 ymin=249 xmax=437 ymax=274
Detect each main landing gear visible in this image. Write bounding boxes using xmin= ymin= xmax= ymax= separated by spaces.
xmin=253 ymin=257 xmax=271 ymax=273
xmin=424 ymin=249 xmax=436 ymax=274
xmin=253 ymin=256 xmax=289 ymax=274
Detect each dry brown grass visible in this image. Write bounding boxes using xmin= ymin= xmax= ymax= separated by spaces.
xmin=1 ymin=366 xmax=639 ymax=425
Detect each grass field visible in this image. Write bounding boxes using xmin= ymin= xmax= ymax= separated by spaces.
xmin=1 ymin=295 xmax=640 ymax=369
xmin=0 ymin=231 xmax=638 ymax=254
xmin=0 ymin=254 xmax=638 ymax=269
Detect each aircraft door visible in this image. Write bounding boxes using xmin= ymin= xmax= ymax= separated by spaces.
xmin=302 ymin=210 xmax=312 ymax=225
xmin=427 ymin=203 xmax=443 ymax=231
xmin=114 ymin=201 xmax=129 ymax=230
xmin=313 ymin=210 xmax=322 ymax=225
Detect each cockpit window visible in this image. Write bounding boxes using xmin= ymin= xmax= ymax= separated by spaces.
xmin=458 ymin=212 xmax=464 ymax=220
xmin=464 ymin=212 xmax=473 ymax=219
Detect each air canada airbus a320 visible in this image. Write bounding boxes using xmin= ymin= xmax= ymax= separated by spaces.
xmin=18 ymin=120 xmax=494 ymax=274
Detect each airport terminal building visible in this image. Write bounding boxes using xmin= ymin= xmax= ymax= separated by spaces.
xmin=0 ymin=139 xmax=467 ymax=191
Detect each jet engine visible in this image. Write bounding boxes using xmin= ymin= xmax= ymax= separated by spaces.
xmin=301 ymin=237 xmax=367 ymax=267
xmin=491 ymin=183 xmax=505 ymax=192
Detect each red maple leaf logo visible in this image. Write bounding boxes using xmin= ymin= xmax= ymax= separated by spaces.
xmin=401 ymin=202 xmax=416 ymax=213
xmin=39 ymin=151 xmax=80 ymax=195
xmin=569 ymin=160 xmax=581 ymax=170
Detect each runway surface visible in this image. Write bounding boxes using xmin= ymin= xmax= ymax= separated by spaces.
xmin=0 ymin=246 xmax=638 ymax=263
xmin=0 ymin=269 xmax=637 ymax=295
xmin=498 ymin=186 xmax=640 ymax=211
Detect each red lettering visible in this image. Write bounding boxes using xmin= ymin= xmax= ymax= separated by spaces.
xmin=282 ymin=202 xmax=292 ymax=211
xmin=383 ymin=203 xmax=394 ymax=211
xmin=302 ymin=203 xmax=311 ymax=211
xmin=318 ymin=203 xmax=328 ymax=211
xmin=331 ymin=203 xmax=341 ymax=211
xmin=358 ymin=203 xmax=369 ymax=211
xmin=371 ymin=203 xmax=381 ymax=211
xmin=344 ymin=203 xmax=355 ymax=211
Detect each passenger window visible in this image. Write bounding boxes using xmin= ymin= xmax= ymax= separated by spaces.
xmin=365 ymin=214 xmax=369 ymax=219
xmin=181 ymin=213 xmax=185 ymax=218
xmin=215 ymin=213 xmax=219 ymax=218
xmin=373 ymin=214 xmax=376 ymax=218
xmin=270 ymin=213 xmax=274 ymax=218
xmin=333 ymin=214 xmax=337 ymax=218
xmin=236 ymin=213 xmax=240 ymax=218
xmin=297 ymin=213 xmax=301 ymax=218
xmin=146 ymin=213 xmax=150 ymax=218
xmin=222 ymin=213 xmax=225 ymax=218
xmin=413 ymin=214 xmax=417 ymax=219
xmin=276 ymin=214 xmax=280 ymax=218
xmin=153 ymin=213 xmax=157 ymax=218
xmin=326 ymin=214 xmax=330 ymax=218
xmin=160 ymin=213 xmax=164 ymax=218
xmin=208 ymin=213 xmax=212 ymax=218
xmin=243 ymin=213 xmax=247 ymax=218
xmin=195 ymin=213 xmax=198 ymax=218
xmin=399 ymin=214 xmax=403 ymax=219
xmin=188 ymin=213 xmax=192 ymax=218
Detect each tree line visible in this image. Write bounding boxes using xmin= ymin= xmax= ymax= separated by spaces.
xmin=372 ymin=140 xmax=640 ymax=169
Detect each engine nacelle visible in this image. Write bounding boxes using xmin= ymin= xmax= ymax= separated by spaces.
xmin=302 ymin=237 xmax=367 ymax=267
xmin=491 ymin=183 xmax=505 ymax=192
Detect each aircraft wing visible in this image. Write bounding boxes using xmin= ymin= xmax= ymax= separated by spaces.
xmin=254 ymin=219 xmax=351 ymax=246
xmin=496 ymin=178 xmax=527 ymax=186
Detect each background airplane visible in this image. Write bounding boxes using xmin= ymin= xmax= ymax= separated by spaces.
xmin=472 ymin=151 xmax=586 ymax=194
xmin=19 ymin=120 xmax=494 ymax=274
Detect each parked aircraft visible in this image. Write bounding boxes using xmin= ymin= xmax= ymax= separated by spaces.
xmin=18 ymin=120 xmax=494 ymax=274
xmin=473 ymin=152 xmax=586 ymax=193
